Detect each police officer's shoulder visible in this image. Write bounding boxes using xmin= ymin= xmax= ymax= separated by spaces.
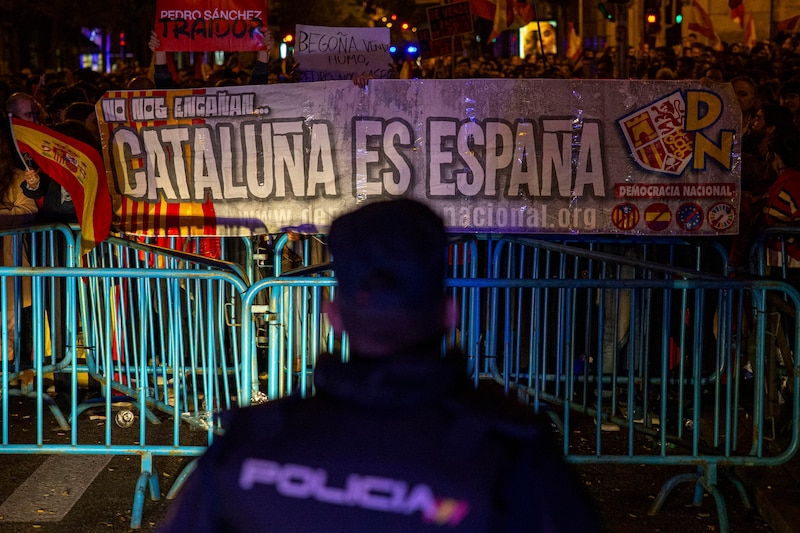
xmin=450 ymin=381 xmax=553 ymax=442
xmin=211 ymin=395 xmax=305 ymax=452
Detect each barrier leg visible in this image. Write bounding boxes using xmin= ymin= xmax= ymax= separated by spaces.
xmin=44 ymin=394 xmax=71 ymax=431
xmin=648 ymin=471 xmax=699 ymax=515
xmin=696 ymin=464 xmax=730 ymax=533
xmin=728 ymin=474 xmax=752 ymax=509
xmin=652 ymin=463 xmax=743 ymax=533
xmin=692 ymin=473 xmax=704 ymax=507
xmin=130 ymin=452 xmax=155 ymax=530
xmin=165 ymin=457 xmax=198 ymax=500
xmin=149 ymin=464 xmax=161 ymax=501
xmin=9 ymin=385 xmax=71 ymax=431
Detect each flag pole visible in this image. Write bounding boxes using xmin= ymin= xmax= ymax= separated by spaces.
xmin=531 ymin=0 xmax=545 ymax=58
xmin=7 ymin=113 xmax=30 ymax=171
xmin=769 ymin=0 xmax=774 ymax=42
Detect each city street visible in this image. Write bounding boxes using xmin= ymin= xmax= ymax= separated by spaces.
xmin=0 ymin=395 xmax=776 ymax=532
xmin=0 ymin=392 xmax=200 ymax=532
xmin=2 ymin=0 xmax=800 ymax=531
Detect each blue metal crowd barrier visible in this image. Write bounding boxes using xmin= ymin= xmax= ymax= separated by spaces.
xmin=2 ymin=226 xmax=800 ymax=533
xmin=1 ymin=224 xmax=77 ymax=432
xmin=236 ymin=235 xmax=799 ymax=533
xmin=749 ymin=227 xmax=799 ymax=441
xmin=253 ymin=235 xmax=484 ymax=397
xmin=750 ymin=226 xmax=800 ymax=278
xmin=78 ymin=235 xmax=254 ymax=423
xmin=108 ymin=233 xmax=255 ymax=282
xmin=1 ymin=263 xmax=250 ymax=528
xmin=2 ymin=228 xmax=253 ymax=528
xmin=1 ymin=224 xmax=77 ymax=374
xmin=475 ymin=237 xmax=797 ymax=532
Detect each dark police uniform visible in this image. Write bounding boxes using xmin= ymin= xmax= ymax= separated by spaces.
xmin=159 ymin=346 xmax=599 ymax=532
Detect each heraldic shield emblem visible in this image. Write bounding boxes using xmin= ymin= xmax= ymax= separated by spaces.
xmin=617 ymin=90 xmax=694 ymax=176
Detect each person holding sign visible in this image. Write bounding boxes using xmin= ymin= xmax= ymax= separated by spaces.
xmin=149 ymin=0 xmax=271 ymax=87
xmin=294 ymin=25 xmax=396 ymax=85
xmin=155 ymin=0 xmax=268 ymax=53
xmin=149 ymin=29 xmax=273 ymax=88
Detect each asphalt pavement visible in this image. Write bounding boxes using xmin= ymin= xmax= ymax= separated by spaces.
xmin=739 ymin=455 xmax=800 ymax=533
xmin=0 ymin=448 xmax=787 ymax=533
xmin=0 ymin=395 xmax=798 ymax=532
xmin=0 ymin=453 xmax=178 ymax=532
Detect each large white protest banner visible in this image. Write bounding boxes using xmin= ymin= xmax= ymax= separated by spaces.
xmin=294 ymin=25 xmax=393 ymax=82
xmin=96 ymin=78 xmax=740 ymax=237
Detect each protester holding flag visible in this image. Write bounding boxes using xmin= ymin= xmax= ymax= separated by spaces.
xmin=149 ymin=29 xmax=274 ymax=88
xmin=18 ymin=124 xmax=78 ymax=226
xmin=24 ymin=119 xmax=101 ymax=220
xmin=0 ymin=137 xmax=36 ymax=224
xmin=6 ymin=92 xmax=76 ymax=224
xmin=687 ymin=0 xmax=723 ymax=50
xmin=7 ymin=114 xmax=110 ymax=383
xmin=0 ymin=118 xmax=37 ymax=364
xmin=6 ymin=92 xmax=46 ymax=125
xmin=9 ymin=115 xmax=111 ymax=253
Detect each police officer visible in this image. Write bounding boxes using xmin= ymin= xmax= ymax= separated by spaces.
xmin=160 ymin=199 xmax=600 ymax=532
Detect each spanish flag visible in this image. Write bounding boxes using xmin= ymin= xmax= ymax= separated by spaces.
xmin=777 ymin=15 xmax=800 ymax=34
xmin=688 ymin=0 xmax=720 ymax=45
xmin=11 ymin=117 xmax=111 ymax=254
xmin=470 ymin=0 xmax=534 ymax=40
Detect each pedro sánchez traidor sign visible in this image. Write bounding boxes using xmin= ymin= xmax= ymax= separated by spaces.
xmin=154 ymin=0 xmax=267 ymax=52
xmin=96 ymin=79 xmax=740 ymax=237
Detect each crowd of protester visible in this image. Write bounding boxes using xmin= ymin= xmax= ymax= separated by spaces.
xmin=1 ymin=30 xmax=799 ymax=100
xmin=4 ymin=27 xmax=800 ymax=522
xmin=2 ymin=30 xmax=800 ymax=118
xmin=2 ymin=29 xmax=800 ymax=267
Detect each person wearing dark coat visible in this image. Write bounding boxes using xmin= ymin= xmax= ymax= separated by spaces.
xmin=159 ymin=199 xmax=600 ymax=533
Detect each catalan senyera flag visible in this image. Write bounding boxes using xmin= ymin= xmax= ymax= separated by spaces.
xmin=11 ymin=117 xmax=111 ymax=254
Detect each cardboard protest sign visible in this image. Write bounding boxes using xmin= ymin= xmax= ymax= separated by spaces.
xmin=417 ymin=27 xmax=465 ymax=59
xmin=154 ymin=0 xmax=267 ymax=52
xmin=294 ymin=25 xmax=393 ymax=82
xmin=427 ymin=1 xmax=473 ymax=40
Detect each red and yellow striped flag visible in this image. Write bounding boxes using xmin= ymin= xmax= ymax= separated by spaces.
xmin=11 ymin=117 xmax=111 ymax=254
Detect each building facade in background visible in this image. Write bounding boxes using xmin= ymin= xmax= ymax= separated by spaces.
xmin=0 ymin=0 xmax=798 ymax=77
